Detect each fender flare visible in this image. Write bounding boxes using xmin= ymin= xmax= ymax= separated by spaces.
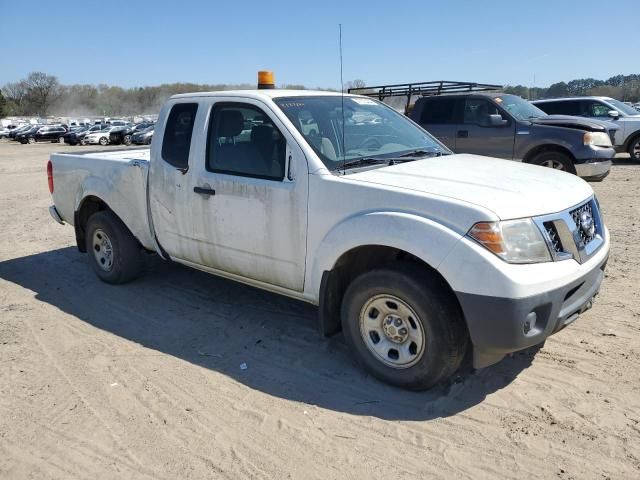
xmin=307 ymin=211 xmax=464 ymax=301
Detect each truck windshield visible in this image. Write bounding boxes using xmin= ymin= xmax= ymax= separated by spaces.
xmin=494 ymin=94 xmax=548 ymax=121
xmin=274 ymin=96 xmax=450 ymax=171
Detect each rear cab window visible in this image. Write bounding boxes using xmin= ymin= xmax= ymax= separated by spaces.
xmin=161 ymin=103 xmax=198 ymax=170
xmin=419 ymin=98 xmax=459 ymax=124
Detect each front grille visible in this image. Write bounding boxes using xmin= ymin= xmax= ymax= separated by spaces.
xmin=544 ymin=222 xmax=562 ymax=253
xmin=570 ymin=201 xmax=597 ymax=246
xmin=535 ymin=197 xmax=603 ymax=264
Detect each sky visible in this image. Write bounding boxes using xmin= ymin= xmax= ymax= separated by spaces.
xmin=1 ymin=0 xmax=638 ymax=90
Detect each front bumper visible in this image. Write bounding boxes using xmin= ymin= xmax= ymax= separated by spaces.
xmin=575 ymin=160 xmax=611 ymax=182
xmin=456 ymin=253 xmax=608 ymax=369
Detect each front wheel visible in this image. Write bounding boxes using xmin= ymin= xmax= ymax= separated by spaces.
xmin=27 ymin=137 xmax=36 ymax=144
xmin=341 ymin=265 xmax=468 ymax=390
xmin=123 ymin=134 xmax=132 ymax=146
xmin=528 ymin=151 xmax=576 ymax=174
xmin=85 ymin=211 xmax=142 ymax=284
xmin=628 ymin=137 xmax=640 ymax=161
xmin=99 ymin=136 xmax=109 ymax=146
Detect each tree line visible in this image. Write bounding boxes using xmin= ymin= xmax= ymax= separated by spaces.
xmin=504 ymin=74 xmax=640 ymax=102
xmin=1 ymin=72 xmax=639 ymax=119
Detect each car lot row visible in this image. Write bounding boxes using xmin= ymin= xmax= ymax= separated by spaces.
xmin=1 ymin=121 xmax=154 ymax=146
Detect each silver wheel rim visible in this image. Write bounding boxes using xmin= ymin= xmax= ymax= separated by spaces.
xmin=92 ymin=229 xmax=114 ymax=271
xmin=100 ymin=137 xmax=107 ymax=145
xmin=632 ymin=142 xmax=640 ymax=159
xmin=358 ymin=294 xmax=426 ymax=369
xmin=540 ymin=159 xmax=565 ymax=170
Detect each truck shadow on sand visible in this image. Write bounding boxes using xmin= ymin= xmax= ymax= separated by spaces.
xmin=0 ymin=247 xmax=542 ymax=421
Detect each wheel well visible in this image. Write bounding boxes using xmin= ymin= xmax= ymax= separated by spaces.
xmin=624 ymin=131 xmax=640 ymax=152
xmin=74 ymin=196 xmax=110 ymax=252
xmin=318 ymin=245 xmax=459 ymax=337
xmin=523 ymin=144 xmax=575 ymax=164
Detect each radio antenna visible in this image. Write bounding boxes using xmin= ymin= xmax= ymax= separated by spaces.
xmin=339 ymin=23 xmax=346 ymax=173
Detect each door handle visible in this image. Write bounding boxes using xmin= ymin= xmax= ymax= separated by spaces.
xmin=194 ymin=186 xmax=216 ymax=196
xmin=457 ymin=130 xmax=469 ymax=138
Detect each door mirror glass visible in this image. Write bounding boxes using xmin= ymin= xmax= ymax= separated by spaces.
xmin=488 ymin=114 xmax=508 ymax=127
xmin=608 ymin=110 xmax=620 ymax=119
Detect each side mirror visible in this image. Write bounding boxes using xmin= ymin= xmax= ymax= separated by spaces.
xmin=488 ymin=114 xmax=508 ymax=127
xmin=608 ymin=110 xmax=620 ymax=119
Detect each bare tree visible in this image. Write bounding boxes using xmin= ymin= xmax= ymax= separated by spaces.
xmin=2 ymin=80 xmax=29 ymax=115
xmin=24 ymin=72 xmax=61 ymax=116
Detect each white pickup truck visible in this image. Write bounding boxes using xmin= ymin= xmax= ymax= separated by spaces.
xmin=48 ymin=88 xmax=610 ymax=390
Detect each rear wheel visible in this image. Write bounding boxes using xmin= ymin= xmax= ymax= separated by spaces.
xmin=341 ymin=265 xmax=468 ymax=390
xmin=85 ymin=211 xmax=142 ymax=284
xmin=58 ymin=136 xmax=65 ymax=143
xmin=628 ymin=137 xmax=640 ymax=161
xmin=528 ymin=151 xmax=576 ymax=174
xmin=123 ymin=134 xmax=132 ymax=146
xmin=27 ymin=137 xmax=36 ymax=144
xmin=99 ymin=136 xmax=109 ymax=146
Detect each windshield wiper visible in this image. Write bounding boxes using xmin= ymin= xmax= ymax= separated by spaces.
xmin=339 ymin=157 xmax=389 ymax=170
xmin=397 ymin=149 xmax=448 ymax=158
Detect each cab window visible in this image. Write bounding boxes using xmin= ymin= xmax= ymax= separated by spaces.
xmin=463 ymin=99 xmax=500 ymax=126
xmin=206 ymin=103 xmax=285 ymax=181
xmin=161 ymin=102 xmax=198 ymax=169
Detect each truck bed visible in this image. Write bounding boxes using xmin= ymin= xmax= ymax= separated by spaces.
xmin=50 ymin=147 xmax=155 ymax=250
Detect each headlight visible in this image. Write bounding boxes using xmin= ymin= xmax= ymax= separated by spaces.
xmin=584 ymin=131 xmax=612 ymax=147
xmin=468 ymin=219 xmax=551 ymax=264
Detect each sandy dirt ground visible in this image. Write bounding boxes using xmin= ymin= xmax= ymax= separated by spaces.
xmin=0 ymin=141 xmax=638 ymax=480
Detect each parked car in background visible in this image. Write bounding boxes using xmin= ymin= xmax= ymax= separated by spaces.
xmin=411 ymin=92 xmax=615 ymax=180
xmin=533 ymin=97 xmax=640 ymax=160
xmin=9 ymin=124 xmax=33 ymax=140
xmin=0 ymin=127 xmax=12 ymax=138
xmin=63 ymin=126 xmax=90 ymax=145
xmin=20 ymin=125 xmax=68 ymax=144
xmin=65 ymin=125 xmax=107 ymax=145
xmin=82 ymin=126 xmax=116 ymax=146
xmin=131 ymin=126 xmax=153 ymax=145
xmin=109 ymin=123 xmax=153 ymax=145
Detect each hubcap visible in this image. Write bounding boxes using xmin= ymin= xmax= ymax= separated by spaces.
xmin=92 ymin=229 xmax=114 ymax=271
xmin=541 ymin=159 xmax=564 ymax=170
xmin=633 ymin=142 xmax=640 ymax=160
xmin=359 ymin=294 xmax=426 ymax=369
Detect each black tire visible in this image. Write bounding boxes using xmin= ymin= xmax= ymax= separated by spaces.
xmin=123 ymin=134 xmax=132 ymax=146
xmin=628 ymin=136 xmax=640 ymax=161
xmin=341 ymin=264 xmax=468 ymax=390
xmin=85 ymin=211 xmax=142 ymax=284
xmin=528 ymin=150 xmax=576 ymax=174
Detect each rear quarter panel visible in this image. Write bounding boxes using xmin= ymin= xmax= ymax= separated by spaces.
xmin=50 ymin=150 xmax=154 ymax=250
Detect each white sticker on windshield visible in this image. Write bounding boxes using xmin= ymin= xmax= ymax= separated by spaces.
xmin=352 ymin=98 xmax=377 ymax=105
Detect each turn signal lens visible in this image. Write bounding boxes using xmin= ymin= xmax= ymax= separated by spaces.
xmin=468 ymin=222 xmax=504 ymax=254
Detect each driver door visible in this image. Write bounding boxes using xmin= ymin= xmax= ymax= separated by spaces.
xmin=185 ymin=98 xmax=309 ymax=291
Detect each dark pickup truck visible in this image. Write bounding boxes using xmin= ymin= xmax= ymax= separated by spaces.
xmin=349 ymin=82 xmax=617 ymax=181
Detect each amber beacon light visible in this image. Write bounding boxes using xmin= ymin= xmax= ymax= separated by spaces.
xmin=258 ymin=71 xmax=275 ymax=89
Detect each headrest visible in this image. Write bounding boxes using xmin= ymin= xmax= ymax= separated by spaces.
xmin=251 ymin=124 xmax=274 ymax=144
xmin=218 ymin=110 xmax=244 ymax=137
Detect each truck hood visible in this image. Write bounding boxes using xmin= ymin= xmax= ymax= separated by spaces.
xmin=529 ymin=114 xmax=617 ymax=132
xmin=348 ymin=154 xmax=593 ymax=220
